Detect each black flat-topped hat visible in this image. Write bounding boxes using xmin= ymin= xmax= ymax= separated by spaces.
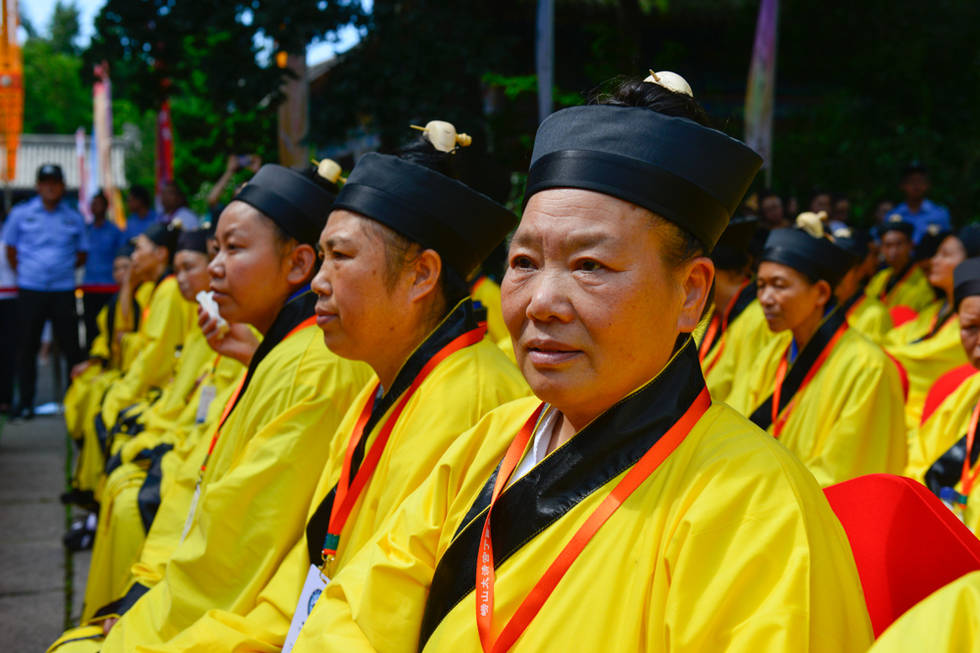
xmin=762 ymin=227 xmax=851 ymax=287
xmin=954 ymin=257 xmax=980 ymax=310
xmin=140 ymin=221 xmax=183 ymax=254
xmin=524 ymin=104 xmax=762 ymax=249
xmin=332 ymin=152 xmax=517 ymax=278
xmin=234 ymin=164 xmax=336 ymax=247
xmin=831 ymin=226 xmax=870 ymax=265
xmin=880 ymin=213 xmax=915 ymax=239
xmin=711 ymin=215 xmax=758 ymax=271
xmin=176 ymin=230 xmax=210 ymax=255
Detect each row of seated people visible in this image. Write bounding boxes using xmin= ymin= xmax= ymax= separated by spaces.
xmin=47 ymin=74 xmax=980 ymax=652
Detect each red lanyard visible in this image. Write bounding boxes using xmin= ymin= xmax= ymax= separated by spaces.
xmin=475 ymin=387 xmax=711 ymax=652
xmin=771 ymin=324 xmax=847 ymax=438
xmin=959 ymin=402 xmax=980 ymax=497
xmin=199 ymin=316 xmax=316 ymax=475
xmin=698 ymin=279 xmax=750 ymax=366
xmin=320 ymin=325 xmax=487 ymax=567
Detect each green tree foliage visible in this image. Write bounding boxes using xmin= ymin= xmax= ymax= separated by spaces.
xmin=84 ymin=0 xmax=365 ymax=200
xmin=312 ymin=0 xmax=980 ymax=224
xmin=22 ymin=2 xmax=90 ymax=134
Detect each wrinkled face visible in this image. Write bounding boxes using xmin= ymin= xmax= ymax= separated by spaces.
xmin=130 ymin=234 xmax=165 ymax=280
xmin=37 ymin=179 xmax=65 ymax=205
xmin=208 ymin=201 xmax=293 ymax=328
xmin=757 ymin=261 xmax=825 ymax=333
xmin=502 ymin=188 xmax=710 ymax=423
xmin=311 ymin=210 xmax=407 ymax=361
xmin=960 ymin=296 xmax=980 ymax=369
xmin=901 ymin=172 xmax=929 ymax=203
xmin=929 ymin=235 xmax=967 ymax=292
xmin=174 ymin=250 xmax=211 ymax=302
xmin=881 ymin=231 xmax=912 ymax=270
xmin=112 ymin=255 xmax=131 ymax=286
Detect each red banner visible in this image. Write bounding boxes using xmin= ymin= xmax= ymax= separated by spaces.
xmin=156 ymin=99 xmax=174 ymax=202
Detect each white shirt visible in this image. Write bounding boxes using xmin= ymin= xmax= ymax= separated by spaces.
xmin=508 ymin=405 xmax=560 ymax=486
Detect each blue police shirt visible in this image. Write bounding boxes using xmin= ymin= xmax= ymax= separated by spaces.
xmin=82 ymin=220 xmax=124 ymax=287
xmin=893 ymin=199 xmax=951 ymax=243
xmin=123 ymin=210 xmax=159 ymax=242
xmin=2 ymin=196 xmax=88 ymax=292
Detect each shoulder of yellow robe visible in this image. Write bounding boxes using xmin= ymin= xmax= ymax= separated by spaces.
xmin=705 ymin=300 xmax=788 ymax=405
xmin=295 ymin=400 xmax=871 ymax=653
xmin=887 ymin=314 xmax=968 ymax=429
xmin=119 ymin=339 xmax=530 ymax=653
xmin=869 ymin=569 xmax=980 ymax=652
xmin=906 ymin=368 xmax=980 ymax=482
xmin=98 ymin=326 xmax=374 ymax=652
xmin=848 ymin=296 xmax=894 ymax=343
xmin=470 ymin=278 xmax=511 ymax=349
xmin=884 ymin=299 xmax=942 ymax=347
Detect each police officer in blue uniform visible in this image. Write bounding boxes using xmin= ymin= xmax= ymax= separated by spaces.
xmin=2 ymin=164 xmax=88 ymax=418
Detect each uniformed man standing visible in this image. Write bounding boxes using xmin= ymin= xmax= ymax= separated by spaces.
xmin=2 ymin=164 xmax=88 ymax=418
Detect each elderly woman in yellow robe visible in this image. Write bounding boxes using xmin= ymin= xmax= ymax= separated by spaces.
xmin=289 ymin=72 xmax=871 ymax=652
xmin=886 ymin=225 xmax=980 ymax=428
xmin=47 ymin=164 xmax=373 ymax=653
xmin=727 ymin=218 xmax=907 ymax=487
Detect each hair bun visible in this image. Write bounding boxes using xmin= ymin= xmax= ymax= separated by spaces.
xmin=315 ymin=158 xmax=346 ymax=185
xmin=795 ymin=211 xmax=826 ymax=238
xmin=643 ymin=70 xmax=694 ymax=97
xmin=410 ymin=120 xmax=472 ymax=153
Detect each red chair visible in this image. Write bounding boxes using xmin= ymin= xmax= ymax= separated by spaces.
xmin=824 ymin=474 xmax=980 ymax=637
xmin=889 ymin=305 xmax=919 ymax=328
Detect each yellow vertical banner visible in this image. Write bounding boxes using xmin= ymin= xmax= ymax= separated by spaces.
xmin=0 ymin=0 xmax=23 ymax=183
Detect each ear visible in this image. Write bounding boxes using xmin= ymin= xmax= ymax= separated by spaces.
xmin=406 ymin=248 xmax=443 ymax=304
xmin=815 ymin=279 xmax=833 ymax=308
xmin=677 ymin=256 xmax=714 ymax=333
xmin=284 ymin=243 xmax=317 ymax=286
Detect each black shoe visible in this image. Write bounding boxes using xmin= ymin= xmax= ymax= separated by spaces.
xmin=18 ymin=406 xmax=34 ymax=421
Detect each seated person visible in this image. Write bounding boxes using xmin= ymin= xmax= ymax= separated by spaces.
xmin=886 ymin=226 xmax=980 ymax=428
xmin=135 ymin=122 xmax=530 ymax=653
xmin=832 ymin=227 xmax=892 ymax=343
xmin=727 ymin=214 xmax=906 ymax=486
xmin=49 ymin=164 xmax=373 ymax=653
xmin=289 ymin=72 xmax=872 ymax=652
xmin=866 ymin=214 xmax=936 ymax=313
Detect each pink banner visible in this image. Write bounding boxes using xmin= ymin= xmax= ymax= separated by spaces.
xmin=744 ymin=0 xmax=779 ymax=180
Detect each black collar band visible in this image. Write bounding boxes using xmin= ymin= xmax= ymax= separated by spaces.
xmin=749 ymin=300 xmax=845 ymax=430
xmin=305 ymin=299 xmax=482 ymax=565
xmin=418 ymin=337 xmax=707 ymax=649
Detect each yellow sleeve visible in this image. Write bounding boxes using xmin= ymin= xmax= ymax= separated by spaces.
xmin=100 ymin=280 xmax=195 ymax=429
xmin=89 ymin=303 xmax=111 ymax=360
xmin=869 ymin=570 xmax=980 ymax=651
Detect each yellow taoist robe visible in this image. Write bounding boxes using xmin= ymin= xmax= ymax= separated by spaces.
xmin=905 ymin=367 xmax=980 ymax=482
xmin=91 ymin=292 xmax=373 ymax=652
xmin=291 ymin=339 xmax=871 ymax=652
xmin=79 ymin=350 xmax=246 ymax=623
xmin=150 ymin=300 xmax=530 ymax=652
xmin=470 ymin=276 xmax=516 ymax=363
xmin=69 ymin=292 xmax=143 ymax=492
xmin=727 ymin=311 xmax=907 ymax=487
xmin=885 ymin=301 xmax=968 ymax=429
xmin=865 ymin=263 xmax=936 ymax=312
xmin=843 ymin=292 xmax=893 ymax=344
xmin=704 ymin=299 xmax=789 ymax=404
xmin=869 ymin=570 xmax=980 ymax=652
xmin=99 ymin=275 xmax=196 ymax=431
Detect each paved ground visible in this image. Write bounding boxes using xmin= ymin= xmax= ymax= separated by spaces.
xmin=0 ymin=357 xmax=90 ymax=652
